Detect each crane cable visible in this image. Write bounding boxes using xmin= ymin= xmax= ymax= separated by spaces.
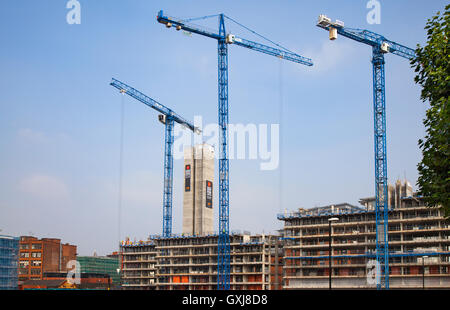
xmin=278 ymin=59 xmax=284 ymax=214
xmin=179 ymin=14 xmax=220 ymax=23
xmin=118 ymin=91 xmax=125 ymax=248
xmin=224 ymin=15 xmax=294 ymax=54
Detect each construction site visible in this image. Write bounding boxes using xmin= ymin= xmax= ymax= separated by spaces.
xmin=0 ymin=2 xmax=448 ymax=294
xmin=110 ymin=8 xmax=450 ymax=291
xmin=119 ymin=179 xmax=450 ymax=290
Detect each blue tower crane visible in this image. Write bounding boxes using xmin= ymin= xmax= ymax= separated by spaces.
xmin=110 ymin=78 xmax=200 ymax=238
xmin=157 ymin=10 xmax=313 ymax=290
xmin=316 ymin=15 xmax=416 ymax=290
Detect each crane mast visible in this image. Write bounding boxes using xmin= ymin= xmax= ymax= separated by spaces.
xmin=317 ymin=15 xmax=416 ymax=290
xmin=110 ymin=78 xmax=199 ymax=238
xmin=157 ymin=10 xmax=313 ymax=289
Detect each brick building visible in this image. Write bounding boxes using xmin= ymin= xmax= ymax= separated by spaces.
xmin=18 ymin=236 xmax=77 ymax=282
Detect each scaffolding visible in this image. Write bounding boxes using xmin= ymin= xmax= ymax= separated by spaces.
xmin=77 ymin=256 xmax=120 ymax=284
xmin=0 ymin=235 xmax=19 ymax=290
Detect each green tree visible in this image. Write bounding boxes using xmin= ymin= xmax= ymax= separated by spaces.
xmin=411 ymin=4 xmax=450 ymax=218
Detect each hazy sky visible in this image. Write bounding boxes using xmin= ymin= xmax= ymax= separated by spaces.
xmin=0 ymin=0 xmax=445 ymax=255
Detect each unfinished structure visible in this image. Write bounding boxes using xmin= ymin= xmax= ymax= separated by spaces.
xmin=120 ymin=239 xmax=157 ymax=290
xmin=183 ymin=144 xmax=215 ymax=236
xmin=154 ymin=233 xmax=282 ymax=290
xmin=77 ymin=255 xmax=120 ymax=285
xmin=119 ymin=233 xmax=283 ymax=290
xmin=120 ymin=143 xmax=286 ymax=290
xmin=278 ymin=180 xmax=450 ymax=289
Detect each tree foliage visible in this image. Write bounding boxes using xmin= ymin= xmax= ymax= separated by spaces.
xmin=411 ymin=5 xmax=450 ymax=217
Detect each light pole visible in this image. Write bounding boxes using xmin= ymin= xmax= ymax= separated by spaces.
xmin=422 ymin=255 xmax=428 ymax=290
xmin=328 ymin=217 xmax=339 ymax=290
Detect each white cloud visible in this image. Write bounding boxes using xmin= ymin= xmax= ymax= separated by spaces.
xmin=17 ymin=128 xmax=50 ymax=144
xmin=101 ymin=170 xmax=161 ymax=207
xmin=19 ymin=174 xmax=70 ymax=202
xmin=17 ymin=128 xmax=71 ymax=145
xmin=301 ymin=39 xmax=359 ymax=74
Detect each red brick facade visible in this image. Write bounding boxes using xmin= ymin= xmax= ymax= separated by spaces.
xmin=18 ymin=236 xmax=77 ymax=281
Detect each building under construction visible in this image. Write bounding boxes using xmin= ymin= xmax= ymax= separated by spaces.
xmin=183 ymin=144 xmax=215 ymax=236
xmin=77 ymin=255 xmax=120 ymax=285
xmin=120 ymin=233 xmax=283 ymax=290
xmin=119 ymin=141 xmax=450 ymax=290
xmin=120 ymin=240 xmax=157 ymax=290
xmin=154 ymin=233 xmax=282 ymax=290
xmin=119 ymin=143 xmax=284 ymax=290
xmin=278 ymin=180 xmax=450 ymax=289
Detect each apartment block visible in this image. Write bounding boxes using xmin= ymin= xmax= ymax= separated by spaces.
xmin=154 ymin=233 xmax=281 ymax=290
xmin=278 ymin=181 xmax=450 ymax=289
xmin=18 ymin=236 xmax=77 ymax=282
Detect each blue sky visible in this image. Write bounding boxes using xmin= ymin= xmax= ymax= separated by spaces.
xmin=0 ymin=0 xmax=445 ymax=255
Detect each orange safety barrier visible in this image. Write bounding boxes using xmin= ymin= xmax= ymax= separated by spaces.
xmin=429 ymin=266 xmax=439 ymax=274
xmin=409 ymin=266 xmax=420 ymax=274
xmin=391 ymin=267 xmax=401 ymax=275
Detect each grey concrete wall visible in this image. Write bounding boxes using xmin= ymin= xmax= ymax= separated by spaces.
xmin=182 ymin=144 xmax=214 ymax=236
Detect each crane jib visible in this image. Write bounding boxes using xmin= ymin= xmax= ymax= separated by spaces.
xmin=110 ymin=78 xmax=197 ymax=132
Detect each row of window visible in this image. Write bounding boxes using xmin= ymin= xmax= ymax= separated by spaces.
xmin=19 ymin=260 xmax=42 ymax=267
xmin=19 ymin=268 xmax=41 ymax=275
xmin=20 ymin=252 xmax=42 ymax=258
xmin=19 ymin=243 xmax=42 ymax=250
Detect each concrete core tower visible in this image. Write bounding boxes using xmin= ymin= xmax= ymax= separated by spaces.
xmin=182 ymin=144 xmax=214 ymax=236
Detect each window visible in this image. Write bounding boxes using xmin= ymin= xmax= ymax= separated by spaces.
xmin=30 ymin=268 xmax=41 ymax=275
xmin=31 ymin=243 xmax=42 ymax=250
xmin=20 ymin=252 xmax=30 ymax=258
xmin=31 ymin=252 xmax=41 ymax=258
xmin=20 ymin=244 xmax=29 ymax=250
xmin=31 ymin=260 xmax=42 ymax=267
